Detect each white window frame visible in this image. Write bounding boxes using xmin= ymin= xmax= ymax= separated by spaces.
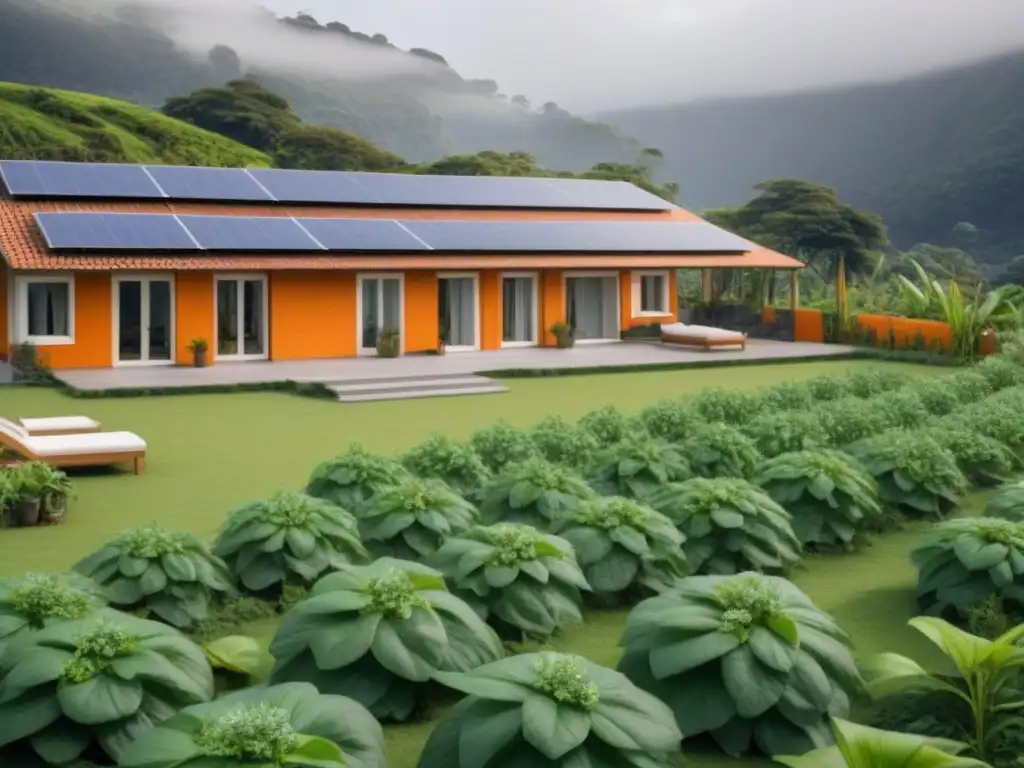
xmin=437 ymin=272 xmax=481 ymax=352
xmin=499 ymin=271 xmax=539 ymax=348
xmin=111 ymin=274 xmax=177 ymax=367
xmin=561 ymin=270 xmax=621 ymax=345
xmin=631 ymin=270 xmax=672 ymax=317
xmin=14 ymin=274 xmax=75 ymax=346
xmin=213 ymin=273 xmax=269 ymax=362
xmin=355 ymin=273 xmax=405 ymax=357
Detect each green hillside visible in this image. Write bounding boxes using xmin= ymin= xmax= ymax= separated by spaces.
xmin=0 ymin=82 xmax=270 ymax=166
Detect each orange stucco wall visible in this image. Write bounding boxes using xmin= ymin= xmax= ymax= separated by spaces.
xmin=174 ymin=271 xmax=215 ymax=365
xmin=269 ymin=272 xmax=356 ymax=360
xmin=853 ymin=313 xmax=952 ymax=351
xmin=793 ymin=308 xmax=825 ymax=343
xmin=540 ymin=270 xmax=565 ymax=346
xmin=37 ymin=272 xmax=113 ymax=369
xmin=404 ymin=270 xmax=438 ymax=354
xmin=478 ymin=270 xmax=502 ymax=351
xmin=0 ymin=264 xmax=8 ymax=358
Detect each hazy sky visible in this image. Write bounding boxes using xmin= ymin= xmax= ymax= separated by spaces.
xmin=259 ymin=0 xmax=1024 ymax=112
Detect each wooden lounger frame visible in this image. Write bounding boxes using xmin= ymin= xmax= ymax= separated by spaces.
xmin=0 ymin=435 xmax=146 ymax=475
xmin=661 ymin=330 xmax=747 ymax=351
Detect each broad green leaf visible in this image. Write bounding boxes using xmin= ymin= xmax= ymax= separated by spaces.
xmin=649 ymin=631 xmax=740 ymax=679
xmin=0 ymin=647 xmax=72 ymax=703
xmin=859 ymin=652 xmax=966 ymax=701
xmin=370 ymin=619 xmax=434 ymax=681
xmin=722 ymin=644 xmax=786 ymax=718
xmin=457 ymin=700 xmax=522 ymax=768
xmin=58 ymin=673 xmax=144 ymax=725
xmin=521 ymin=694 xmax=591 ymax=760
xmin=909 ymin=616 xmax=995 ymax=676
xmin=202 ymin=635 xmax=266 ymax=675
xmin=433 ymin=671 xmax=533 ymax=702
xmin=282 ymin=734 xmax=347 ymax=767
xmin=309 ymin=613 xmax=381 ymax=671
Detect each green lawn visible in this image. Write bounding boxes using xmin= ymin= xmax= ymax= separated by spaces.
xmin=0 ymin=359 xmax=948 ymax=768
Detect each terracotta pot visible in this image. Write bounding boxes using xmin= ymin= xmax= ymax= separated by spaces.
xmin=193 ymin=349 xmax=208 ymax=368
xmin=13 ymin=498 xmax=41 ymax=527
xmin=41 ymin=494 xmax=67 ymax=525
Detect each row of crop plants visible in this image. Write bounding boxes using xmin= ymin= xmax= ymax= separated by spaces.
xmin=3 ymin=360 xmax=1024 ymax=767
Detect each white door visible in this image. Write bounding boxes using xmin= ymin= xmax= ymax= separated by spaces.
xmin=357 ymin=275 xmax=403 ymax=355
xmin=114 ymin=277 xmax=174 ymax=365
xmin=215 ymin=276 xmax=268 ymax=360
xmin=501 ymin=273 xmax=538 ymax=347
xmin=438 ymin=274 xmax=479 ymax=352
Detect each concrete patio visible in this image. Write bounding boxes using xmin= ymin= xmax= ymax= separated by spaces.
xmin=55 ymin=339 xmax=857 ymax=396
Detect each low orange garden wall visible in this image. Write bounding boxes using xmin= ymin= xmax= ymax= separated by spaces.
xmin=853 ymin=313 xmax=952 ymax=351
xmin=793 ymin=309 xmax=824 ymax=343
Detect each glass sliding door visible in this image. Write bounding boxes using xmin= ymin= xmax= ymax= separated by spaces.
xmin=501 ymin=274 xmax=536 ymax=346
xmin=358 ymin=275 xmax=403 ymax=355
xmin=438 ymin=275 xmax=478 ymax=351
xmin=566 ymin=275 xmax=618 ymax=341
xmin=114 ymin=276 xmax=174 ymax=365
xmin=216 ymin=276 xmax=267 ymax=360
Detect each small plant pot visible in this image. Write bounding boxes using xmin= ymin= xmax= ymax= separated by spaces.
xmin=193 ymin=349 xmax=208 ymax=368
xmin=41 ymin=494 xmax=67 ymax=525
xmin=437 ymin=340 xmax=447 ymax=356
xmin=555 ymin=333 xmax=575 ymax=349
xmin=13 ymin=498 xmax=41 ymax=527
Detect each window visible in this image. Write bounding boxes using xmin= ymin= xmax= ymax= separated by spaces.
xmin=16 ymin=276 xmax=74 ymax=344
xmin=634 ymin=271 xmax=670 ymax=315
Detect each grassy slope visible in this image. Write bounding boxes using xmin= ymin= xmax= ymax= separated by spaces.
xmin=0 ymin=82 xmax=271 ymax=166
xmin=0 ymin=360 xmax=944 ymax=768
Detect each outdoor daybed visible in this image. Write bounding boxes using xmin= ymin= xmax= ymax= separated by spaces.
xmin=0 ymin=419 xmax=147 ymax=474
xmin=13 ymin=415 xmax=102 ymax=436
xmin=660 ymin=322 xmax=747 ymax=351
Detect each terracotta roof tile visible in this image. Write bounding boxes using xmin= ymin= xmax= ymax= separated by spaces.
xmin=0 ymin=199 xmax=803 ymax=271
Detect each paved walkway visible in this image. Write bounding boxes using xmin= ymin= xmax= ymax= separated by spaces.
xmin=55 ymin=340 xmax=856 ymax=392
xmin=0 ymin=361 xmax=13 ymax=385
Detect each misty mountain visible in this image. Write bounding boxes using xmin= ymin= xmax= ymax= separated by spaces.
xmin=0 ymin=0 xmax=642 ymax=170
xmin=601 ymin=51 xmax=1024 ymax=264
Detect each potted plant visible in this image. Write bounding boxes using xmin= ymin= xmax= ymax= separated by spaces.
xmin=0 ymin=472 xmax=16 ymax=529
xmin=549 ymin=321 xmax=575 ymax=349
xmin=189 ymin=338 xmax=209 ymax=368
xmin=35 ymin=464 xmax=73 ymax=524
xmin=376 ymin=327 xmax=401 ymax=358
xmin=7 ymin=462 xmax=45 ymax=527
xmin=437 ymin=334 xmax=447 ymax=356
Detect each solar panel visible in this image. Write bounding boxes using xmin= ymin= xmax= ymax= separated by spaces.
xmin=401 ymin=220 xmax=752 ymax=253
xmin=35 ymin=212 xmax=197 ymax=250
xmin=144 ymin=166 xmax=274 ymax=202
xmin=544 ymin=178 xmax=673 ymax=211
xmin=247 ymin=169 xmax=382 ymax=205
xmin=178 ymin=215 xmax=322 ymax=251
xmin=1 ymin=161 xmax=165 ymax=199
xmin=296 ymin=218 xmax=430 ymax=251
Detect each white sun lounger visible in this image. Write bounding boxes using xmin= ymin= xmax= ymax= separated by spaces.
xmin=16 ymin=415 xmax=101 ymax=436
xmin=660 ymin=322 xmax=747 ymax=351
xmin=0 ymin=419 xmax=147 ymax=474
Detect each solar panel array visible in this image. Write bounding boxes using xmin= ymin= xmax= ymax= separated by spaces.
xmin=0 ymin=160 xmax=673 ymax=212
xmin=34 ymin=212 xmax=751 ymax=254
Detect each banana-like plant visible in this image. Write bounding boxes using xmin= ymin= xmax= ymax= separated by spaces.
xmin=530 ymin=415 xmax=600 ymax=468
xmin=586 ymin=434 xmax=692 ymax=500
xmin=421 ymin=652 xmax=683 ymax=768
xmin=911 ymin=517 xmax=1024 ymax=618
xmin=648 ymin=478 xmax=802 ymax=575
xmin=479 ymin=456 xmax=597 ymax=530
xmin=357 ymin=477 xmax=478 ymax=560
xmin=214 ymin=491 xmax=368 ymax=593
xmin=400 ymin=433 xmax=492 ymax=501
xmin=268 ymin=558 xmax=502 ymax=721
xmin=117 ymin=682 xmax=387 ymax=768
xmin=742 ymin=411 xmax=829 ymax=459
xmin=756 ymin=450 xmax=884 ymax=550
xmin=984 ymin=480 xmax=1024 ymax=522
xmin=552 ymin=496 xmax=688 ymax=600
xmin=74 ymin=524 xmax=235 ymax=629
xmin=618 ymin=572 xmax=862 ymax=757
xmin=0 ymin=572 xmax=104 ymax=656
xmin=305 ymin=444 xmax=408 ymax=512
xmin=427 ymin=523 xmax=589 ymax=639
xmin=860 ymin=616 xmax=1024 ymax=764
xmin=469 ymin=420 xmax=540 ymax=473
xmin=677 ymin=423 xmax=763 ymax=479
xmin=774 ymin=717 xmax=990 ymax=767
xmin=0 ymin=608 xmax=214 ymax=765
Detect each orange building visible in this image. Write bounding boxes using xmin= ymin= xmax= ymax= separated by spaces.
xmin=0 ymin=161 xmax=801 ymax=369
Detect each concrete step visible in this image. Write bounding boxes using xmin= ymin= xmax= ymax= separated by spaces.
xmin=327 ymin=374 xmax=509 ymax=403
xmin=336 ymin=384 xmax=509 ymax=403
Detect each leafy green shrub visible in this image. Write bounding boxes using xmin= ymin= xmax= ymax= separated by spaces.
xmin=638 ymin=398 xmax=699 ymax=442
xmin=479 ymin=456 xmax=596 ymax=530
xmin=677 ymin=423 xmax=763 ymax=478
xmin=577 ymin=404 xmax=641 ymax=444
xmin=422 ymin=652 xmax=683 ymax=768
xmin=805 ymin=374 xmax=850 ymax=401
xmin=553 ymin=496 xmax=687 ymax=600
xmin=617 ymin=572 xmax=861 ymax=757
xmin=469 ymin=420 xmax=540 ymax=473
xmin=117 ymin=682 xmax=387 ymax=768
xmin=943 ymin=370 xmax=994 ymax=404
xmin=760 ymin=381 xmax=814 ymax=412
xmin=401 ymin=434 xmax=491 ymax=500
xmin=922 ymin=426 xmax=1018 ymax=486
xmin=948 ymin=398 xmax=1024 ymax=455
xmin=688 ymin=386 xmax=763 ymax=425
xmin=529 ymin=414 xmax=599 ymax=468
xmin=973 ymin=356 xmax=1024 ymax=391
xmin=741 ymin=410 xmax=828 ymax=459
xmin=756 ymin=450 xmax=884 ymax=550
xmin=0 ymin=609 xmax=214 ymax=765
xmin=357 ymin=477 xmax=478 ymax=560
xmin=871 ymin=388 xmax=930 ymax=429
xmin=428 ymin=523 xmax=589 ymax=638
xmin=912 ymin=378 xmax=964 ymax=416
xmin=647 ymin=478 xmax=801 ymax=575
xmin=846 ymin=368 xmax=912 ymax=398
xmin=306 ymin=445 xmax=408 ymax=511
xmin=911 ymin=517 xmax=1024 ymax=618
xmin=0 ymin=573 xmax=104 ymax=656
xmin=984 ymin=480 xmax=1024 ymax=522
xmin=846 ymin=432 xmax=969 ymax=519
xmin=214 ymin=491 xmax=368 ymax=593
xmin=74 ymin=524 xmax=235 ymax=629
xmin=815 ymin=398 xmax=888 ymax=446
xmin=586 ymin=434 xmax=692 ymax=500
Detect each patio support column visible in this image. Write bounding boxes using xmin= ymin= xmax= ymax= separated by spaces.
xmin=700 ymin=269 xmax=713 ymax=303
xmin=790 ymin=270 xmax=800 ymax=310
